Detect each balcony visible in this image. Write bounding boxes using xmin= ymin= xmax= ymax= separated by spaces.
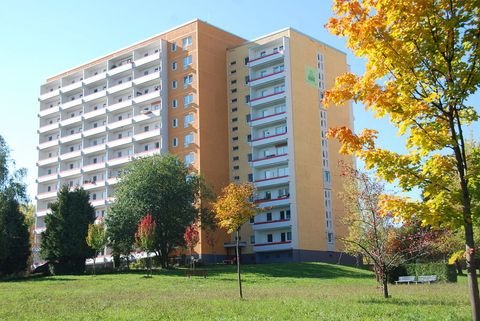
xmin=83 ymin=144 xmax=106 ymax=155
xmin=39 ymin=89 xmax=61 ymax=101
xmin=83 ymin=126 xmax=106 ymax=137
xmin=251 ymin=153 xmax=288 ymax=168
xmin=84 ymin=72 xmax=107 ymax=85
xmin=254 ymin=175 xmax=289 ymax=188
xmin=62 ymin=97 xmax=83 ymax=110
xmin=108 ymin=81 xmax=133 ymax=95
xmin=133 ymin=90 xmax=161 ymax=104
xmin=250 ymin=91 xmax=286 ymax=107
xmin=83 ymin=162 xmax=106 ymax=173
xmin=134 ymin=109 xmax=160 ymax=123
xmin=36 ymin=209 xmax=49 ymax=217
xmin=91 ymin=199 xmax=106 ymax=207
xmin=254 ymin=241 xmax=292 ymax=252
xmin=134 ymin=72 xmax=161 ymax=86
xmin=60 ymin=132 xmax=81 ymax=144
xmin=38 ymin=123 xmax=60 ymax=134
xmin=255 ymin=196 xmax=290 ymax=209
xmin=37 ymin=156 xmax=58 ymax=167
xmin=84 ymin=90 xmax=107 ymax=102
xmin=134 ymin=128 xmax=161 ymax=142
xmin=108 ymin=156 xmax=131 ymax=167
xmin=59 ymin=150 xmax=81 ymax=161
xmin=108 ymin=118 xmax=133 ymax=130
xmin=108 ymin=63 xmax=132 ymax=76
xmin=61 ymin=81 xmax=83 ymax=94
xmin=37 ymin=173 xmax=58 ymax=183
xmin=248 ymin=51 xmax=284 ymax=68
xmin=84 ymin=108 xmax=106 ymax=120
xmin=253 ymin=219 xmax=292 ymax=231
xmin=38 ymin=139 xmax=59 ymax=150
xmin=134 ymin=148 xmax=160 ymax=159
xmin=108 ymin=137 xmax=133 ymax=148
xmin=83 ymin=180 xmax=106 ymax=190
xmin=107 ymin=177 xmax=119 ymax=185
xmin=39 ymin=106 xmax=60 ymax=118
xmin=60 ymin=115 xmax=82 ymax=127
xmin=251 ymin=132 xmax=288 ymax=148
xmin=108 ymin=100 xmax=133 ymax=113
xmin=134 ymin=52 xmax=161 ymax=67
xmin=36 ymin=191 xmax=58 ymax=200
xmin=59 ymin=168 xmax=81 ymax=178
xmin=250 ymin=112 xmax=287 ymax=127
xmin=249 ymin=70 xmax=285 ymax=87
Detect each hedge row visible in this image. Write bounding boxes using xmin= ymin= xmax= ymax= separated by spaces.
xmin=389 ymin=263 xmax=457 ymax=283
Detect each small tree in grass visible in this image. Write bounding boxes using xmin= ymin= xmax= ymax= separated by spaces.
xmin=86 ymin=220 xmax=106 ymax=276
xmin=183 ymin=223 xmax=199 ymax=270
xmin=135 ymin=214 xmax=156 ymax=277
xmin=213 ymin=183 xmax=256 ymax=299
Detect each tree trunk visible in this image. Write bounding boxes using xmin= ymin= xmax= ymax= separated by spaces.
xmin=236 ymin=229 xmax=243 ymax=299
xmin=383 ymin=274 xmax=389 ymax=299
xmin=148 ymin=253 xmax=152 ymax=277
xmin=464 ymin=221 xmax=480 ymax=321
xmin=93 ymin=256 xmax=96 ymax=276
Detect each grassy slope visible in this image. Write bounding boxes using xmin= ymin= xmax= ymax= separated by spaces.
xmin=0 ymin=263 xmax=471 ymax=321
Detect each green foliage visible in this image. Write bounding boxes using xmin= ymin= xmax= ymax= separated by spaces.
xmin=403 ymin=263 xmax=458 ymax=283
xmin=106 ymin=154 xmax=202 ymax=267
xmin=41 ymin=186 xmax=95 ymax=274
xmin=0 ymin=195 xmax=30 ymax=276
xmin=0 ymin=135 xmax=30 ymax=276
xmin=86 ymin=222 xmax=106 ymax=256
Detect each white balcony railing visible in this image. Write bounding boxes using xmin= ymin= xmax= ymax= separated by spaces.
xmin=254 ymin=241 xmax=292 ymax=252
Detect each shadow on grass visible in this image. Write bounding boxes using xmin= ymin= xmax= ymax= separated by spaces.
xmin=127 ymin=262 xmax=373 ymax=280
xmin=1 ymin=274 xmax=78 ymax=283
xmin=358 ymin=297 xmax=464 ymax=307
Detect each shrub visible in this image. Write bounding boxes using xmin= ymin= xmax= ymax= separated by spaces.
xmin=396 ymin=263 xmax=457 ymax=283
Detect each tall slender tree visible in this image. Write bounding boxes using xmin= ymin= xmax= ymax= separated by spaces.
xmin=41 ymin=186 xmax=95 ymax=274
xmin=86 ymin=220 xmax=107 ymax=276
xmin=0 ymin=135 xmax=30 ymax=276
xmin=213 ymin=183 xmax=256 ymax=299
xmin=325 ymin=1 xmax=480 ymax=318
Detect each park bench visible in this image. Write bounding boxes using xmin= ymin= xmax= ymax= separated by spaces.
xmin=185 ymin=269 xmax=208 ymax=278
xmin=395 ymin=276 xmax=416 ymax=284
xmin=416 ymin=275 xmax=437 ymax=284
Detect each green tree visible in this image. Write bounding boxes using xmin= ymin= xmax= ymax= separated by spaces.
xmin=213 ymin=183 xmax=256 ymax=299
xmin=106 ymin=154 xmax=202 ymax=268
xmin=325 ymin=1 xmax=480 ymax=317
xmin=86 ymin=221 xmax=107 ymax=276
xmin=0 ymin=135 xmax=30 ymax=276
xmin=41 ymin=186 xmax=95 ymax=274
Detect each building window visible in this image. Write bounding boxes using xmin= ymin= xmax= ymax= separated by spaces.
xmin=182 ymin=36 xmax=192 ymax=47
xmin=172 ymin=80 xmax=178 ymax=89
xmin=266 ymin=212 xmax=272 ymax=221
xmin=231 ymin=107 xmax=238 ymax=112
xmin=327 ymin=232 xmax=334 ymax=243
xmin=231 ymin=117 xmax=238 ymax=122
xmin=184 ymin=152 xmax=195 ymax=165
xmin=144 ymin=126 xmax=149 ymax=132
xmin=184 ymin=113 xmax=194 ymax=127
xmin=172 ymin=137 xmax=178 ymax=147
xmin=267 ymin=234 xmax=273 ymax=243
xmin=184 ymin=133 xmax=194 ymax=147
xmin=245 ymin=95 xmax=250 ymax=103
xmin=244 ymin=57 xmax=249 ymax=65
xmin=183 ymin=94 xmax=193 ymax=106
xmin=287 ymin=231 xmax=292 ymax=241
xmin=230 ymin=70 xmax=237 ymax=74
xmin=144 ymin=145 xmax=149 ymax=151
xmin=248 ymin=173 xmax=253 ymax=182
xmin=231 ymin=88 xmax=237 ymax=93
xmin=233 ymin=156 xmax=239 ymax=161
xmin=171 ymin=42 xmax=177 ymax=51
xmin=234 ymin=176 xmax=240 ymax=180
xmin=231 ymin=79 xmax=237 ymax=84
xmin=232 ymin=146 xmax=239 ymax=151
xmin=172 ymin=61 xmax=177 ymax=70
xmin=183 ymin=55 xmax=193 ymax=69
xmin=155 ymin=142 xmax=160 ymax=149
xmin=231 ymin=98 xmax=237 ymax=103
xmin=250 ymin=235 xmax=255 ymax=244
xmin=232 ymin=137 xmax=238 ymax=141
xmin=247 ymin=153 xmax=252 ymax=161
xmin=232 ymin=127 xmax=238 ymax=132
xmin=172 ymin=118 xmax=178 ymax=128
xmin=69 ymin=164 xmax=74 ymax=169
xmin=47 ymin=186 xmax=51 ymax=192
xmin=230 ymin=61 xmax=236 ymax=65
xmin=249 ymin=216 xmax=254 ymax=224
xmin=172 ymin=99 xmax=178 ymax=108
xmin=183 ymin=75 xmax=193 ymax=88
xmin=233 ymin=165 xmax=239 ymax=170
xmin=281 ymin=232 xmax=286 ymax=242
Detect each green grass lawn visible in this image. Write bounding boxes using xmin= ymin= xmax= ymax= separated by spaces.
xmin=0 ymin=263 xmax=472 ymax=320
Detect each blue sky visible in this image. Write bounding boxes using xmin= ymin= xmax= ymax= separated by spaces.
xmin=0 ymin=0 xmax=477 ymax=201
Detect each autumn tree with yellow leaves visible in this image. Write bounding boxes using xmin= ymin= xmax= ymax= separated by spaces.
xmin=213 ymin=183 xmax=256 ymax=299
xmin=325 ymin=1 xmax=480 ymax=318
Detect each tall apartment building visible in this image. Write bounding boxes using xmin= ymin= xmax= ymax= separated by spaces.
xmin=34 ymin=20 xmax=354 ymax=265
